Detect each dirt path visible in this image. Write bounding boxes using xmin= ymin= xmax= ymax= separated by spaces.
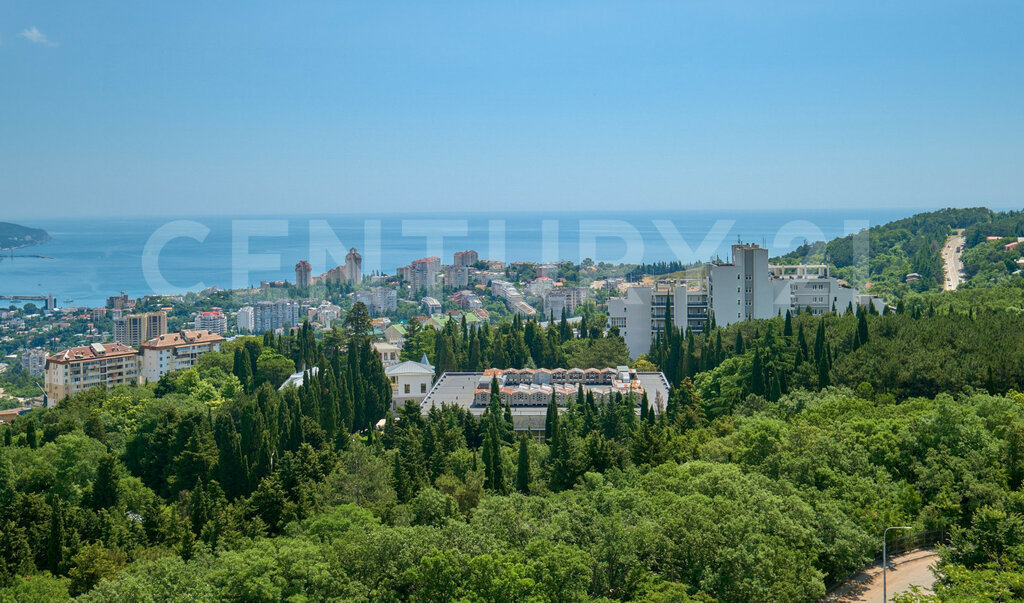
xmin=826 ymin=549 xmax=939 ymax=602
xmin=942 ymin=229 xmax=965 ymax=291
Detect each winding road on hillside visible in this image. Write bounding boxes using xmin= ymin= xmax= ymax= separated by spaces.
xmin=942 ymin=229 xmax=966 ymax=291
xmin=826 ymin=549 xmax=939 ymax=602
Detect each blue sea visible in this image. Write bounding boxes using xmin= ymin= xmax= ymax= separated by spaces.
xmin=1 ymin=209 xmax=920 ymax=308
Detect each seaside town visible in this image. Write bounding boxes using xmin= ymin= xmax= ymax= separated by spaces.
xmin=5 ymin=0 xmax=1024 ymax=595
xmin=1 ymin=242 xmax=889 ymax=429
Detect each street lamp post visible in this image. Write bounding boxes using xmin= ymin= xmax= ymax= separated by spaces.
xmin=883 ymin=526 xmax=913 ymax=602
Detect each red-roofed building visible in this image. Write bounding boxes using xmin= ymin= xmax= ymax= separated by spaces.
xmin=45 ymin=343 xmax=139 ymax=401
xmin=140 ymin=329 xmax=225 ymax=383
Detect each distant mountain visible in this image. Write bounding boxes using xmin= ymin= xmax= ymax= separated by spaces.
xmin=0 ymin=222 xmax=51 ymax=250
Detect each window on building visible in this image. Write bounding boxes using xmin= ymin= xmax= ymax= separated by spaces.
xmin=421 ymin=383 xmax=427 ymax=393
xmin=404 ymin=384 xmax=410 ymax=394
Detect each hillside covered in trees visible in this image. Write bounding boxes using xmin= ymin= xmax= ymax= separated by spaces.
xmin=2 ymin=283 xmax=1024 ymax=600
xmin=774 ymin=207 xmax=1024 ymax=298
xmin=0 ymin=222 xmax=50 ymax=250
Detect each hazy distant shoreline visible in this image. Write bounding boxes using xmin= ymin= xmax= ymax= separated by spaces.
xmin=0 ymin=222 xmax=52 ymax=252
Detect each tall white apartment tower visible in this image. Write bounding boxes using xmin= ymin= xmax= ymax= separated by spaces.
xmin=708 ymin=243 xmax=772 ymax=328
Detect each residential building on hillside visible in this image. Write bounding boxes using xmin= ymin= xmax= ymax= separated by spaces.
xmin=254 ymin=299 xmax=300 ymax=333
xmin=295 ymin=260 xmax=312 ymax=288
xmin=443 ymin=264 xmax=469 ymax=288
xmin=310 ymin=247 xmax=362 ymax=286
xmin=398 ymin=256 xmax=441 ymax=291
xmin=468 ymin=268 xmax=504 ymax=285
xmin=543 ymin=286 xmax=587 ymax=318
xmin=421 ymin=297 xmax=442 ymax=316
xmin=113 ymin=311 xmax=168 ymax=348
xmin=452 ymin=290 xmax=482 ymax=310
xmin=353 ymin=287 xmax=397 ymax=316
xmin=511 ymin=300 xmax=538 ymax=317
xmin=372 ymin=342 xmax=401 ymax=368
xmin=195 ymin=310 xmax=228 ymax=334
xmin=21 ymin=348 xmax=48 ymax=377
xmin=237 ymin=306 xmax=255 ymax=333
xmin=140 ymin=329 xmax=225 ymax=383
xmin=344 ymin=247 xmax=362 ymax=284
xmin=527 ymin=277 xmax=555 ymax=297
xmin=106 ymin=293 xmax=132 ymax=310
xmin=608 ymin=243 xmax=880 ymax=357
xmin=45 ymin=343 xmax=139 ymax=401
xmin=313 ymin=301 xmax=342 ymax=328
xmin=386 ymin=356 xmax=435 ymax=410
xmin=454 ymin=250 xmax=478 ymax=267
xmin=384 ymin=324 xmax=407 ymax=347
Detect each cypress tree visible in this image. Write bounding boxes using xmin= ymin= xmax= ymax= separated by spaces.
xmin=25 ymin=419 xmax=38 ymax=450
xmin=503 ymin=400 xmax=515 ymax=444
xmin=544 ymin=390 xmax=559 ymax=442
xmin=735 ymin=330 xmax=744 ymax=354
xmin=817 ymin=356 xmax=831 ymax=389
xmin=516 ymin=436 xmax=530 ymax=494
xmin=392 ymin=452 xmax=411 ymax=502
xmin=769 ymin=374 xmax=781 ymax=402
xmin=92 ymin=454 xmax=120 ymax=510
xmin=814 ymin=319 xmax=826 ymax=364
xmin=784 ymin=310 xmax=793 ymax=336
xmin=214 ymin=415 xmax=248 ymax=500
xmin=798 ymin=323 xmax=808 ymax=360
xmin=486 ymin=421 xmax=504 ymax=492
xmin=468 ymin=331 xmax=481 ymax=371
xmin=857 ymin=310 xmax=870 ymax=345
xmin=47 ymin=497 xmax=64 ymax=574
xmin=320 ymin=364 xmax=339 ymax=440
xmin=337 ymin=368 xmax=354 ymax=438
xmin=750 ymin=347 xmax=765 ymax=396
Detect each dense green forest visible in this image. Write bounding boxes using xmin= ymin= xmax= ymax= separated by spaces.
xmin=3 ymin=283 xmax=1024 ymax=600
xmin=775 ymin=207 xmax=1024 ymax=298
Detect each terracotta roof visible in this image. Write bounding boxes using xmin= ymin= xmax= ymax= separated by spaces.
xmin=48 ymin=342 xmax=137 ymax=364
xmin=141 ymin=329 xmax=225 ymax=350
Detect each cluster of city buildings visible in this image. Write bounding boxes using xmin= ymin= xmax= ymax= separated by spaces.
xmin=294 ymin=247 xmax=362 ymax=287
xmin=396 ymin=250 xmax=502 ymax=292
xmin=608 ymin=243 xmax=886 ymax=357
xmin=489 ymin=279 xmax=535 ymax=316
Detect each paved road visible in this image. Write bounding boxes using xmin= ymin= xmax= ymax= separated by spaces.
xmin=827 ymin=549 xmax=939 ymax=602
xmin=941 ymin=229 xmax=965 ymax=291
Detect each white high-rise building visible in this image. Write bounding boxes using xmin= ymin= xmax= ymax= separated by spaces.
xmin=608 ymin=243 xmax=875 ymax=357
xmin=708 ymin=243 xmax=772 ymax=327
xmin=195 ymin=310 xmax=228 ymax=334
xmin=237 ymin=306 xmax=255 ymax=333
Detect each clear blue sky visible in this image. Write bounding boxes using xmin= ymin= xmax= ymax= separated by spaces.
xmin=1 ymin=1 xmax=1022 ymax=218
